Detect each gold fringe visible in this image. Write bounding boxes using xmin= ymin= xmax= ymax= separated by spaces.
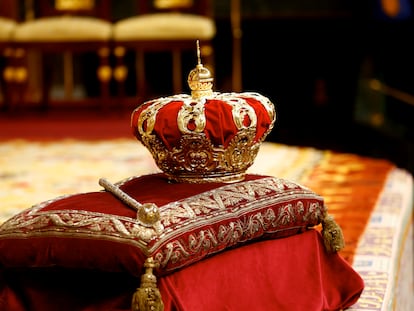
xmin=321 ymin=214 xmax=345 ymax=253
xmin=131 ymin=257 xmax=164 ymax=311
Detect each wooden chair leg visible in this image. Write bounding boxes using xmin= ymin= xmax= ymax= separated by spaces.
xmin=12 ymin=48 xmax=29 ymax=111
xmin=1 ymin=48 xmax=14 ymax=111
xmin=97 ymin=47 xmax=111 ymax=111
xmin=41 ymin=53 xmax=53 ymax=111
xmin=136 ymin=50 xmax=146 ymax=99
xmin=63 ymin=51 xmax=74 ymax=100
xmin=172 ymin=49 xmax=182 ymax=94
xmin=114 ymin=46 xmax=128 ymax=109
xmin=114 ymin=47 xmax=126 ymax=98
xmin=231 ymin=0 xmax=242 ymax=92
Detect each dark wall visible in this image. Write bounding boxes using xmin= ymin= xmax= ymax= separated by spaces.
xmin=212 ymin=1 xmax=414 ymax=174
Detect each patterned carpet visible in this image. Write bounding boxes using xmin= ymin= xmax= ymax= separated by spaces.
xmin=0 ymin=139 xmax=158 ymax=223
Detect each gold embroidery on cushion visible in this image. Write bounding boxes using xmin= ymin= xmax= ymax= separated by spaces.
xmin=150 ymin=178 xmax=325 ymax=269
xmin=154 ymin=197 xmax=324 ymax=270
xmin=0 ymin=195 xmax=153 ymax=247
xmin=0 ymin=177 xmax=326 ymax=271
xmin=158 ymin=177 xmax=316 ymax=228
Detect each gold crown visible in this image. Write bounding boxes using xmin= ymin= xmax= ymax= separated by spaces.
xmin=131 ymin=41 xmax=276 ymax=183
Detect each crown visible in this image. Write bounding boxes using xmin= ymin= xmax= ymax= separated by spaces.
xmin=131 ymin=41 xmax=276 ymax=183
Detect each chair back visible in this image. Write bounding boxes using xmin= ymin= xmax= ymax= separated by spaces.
xmin=137 ymin=0 xmax=213 ymax=17
xmin=33 ymin=0 xmax=112 ymax=20
xmin=0 ymin=0 xmax=20 ymax=20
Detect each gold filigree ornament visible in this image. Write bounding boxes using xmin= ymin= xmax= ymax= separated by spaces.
xmin=131 ymin=41 xmax=276 ymax=183
xmin=99 ymin=178 xmax=163 ymax=234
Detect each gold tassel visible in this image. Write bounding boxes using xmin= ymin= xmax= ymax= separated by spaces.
xmin=131 ymin=257 xmax=164 ymax=311
xmin=321 ymin=214 xmax=345 ymax=253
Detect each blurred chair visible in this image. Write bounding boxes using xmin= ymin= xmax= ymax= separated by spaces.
xmin=9 ymin=0 xmax=112 ymax=110
xmin=0 ymin=0 xmax=19 ymax=111
xmin=230 ymin=0 xmax=242 ymax=92
xmin=112 ymin=0 xmax=216 ymax=102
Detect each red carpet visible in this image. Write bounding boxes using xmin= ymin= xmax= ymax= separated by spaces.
xmin=0 ymin=108 xmax=133 ymax=141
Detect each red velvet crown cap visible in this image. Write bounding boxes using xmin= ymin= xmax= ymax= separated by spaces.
xmin=131 ymin=43 xmax=276 ymax=183
xmin=131 ymin=93 xmax=275 ymax=150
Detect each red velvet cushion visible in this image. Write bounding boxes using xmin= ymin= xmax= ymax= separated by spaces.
xmin=159 ymin=230 xmax=364 ymax=311
xmin=0 ymin=230 xmax=364 ymax=311
xmin=0 ymin=173 xmax=326 ymax=276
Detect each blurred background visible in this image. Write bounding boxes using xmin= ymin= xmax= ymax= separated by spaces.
xmin=1 ymin=0 xmax=413 ymax=173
